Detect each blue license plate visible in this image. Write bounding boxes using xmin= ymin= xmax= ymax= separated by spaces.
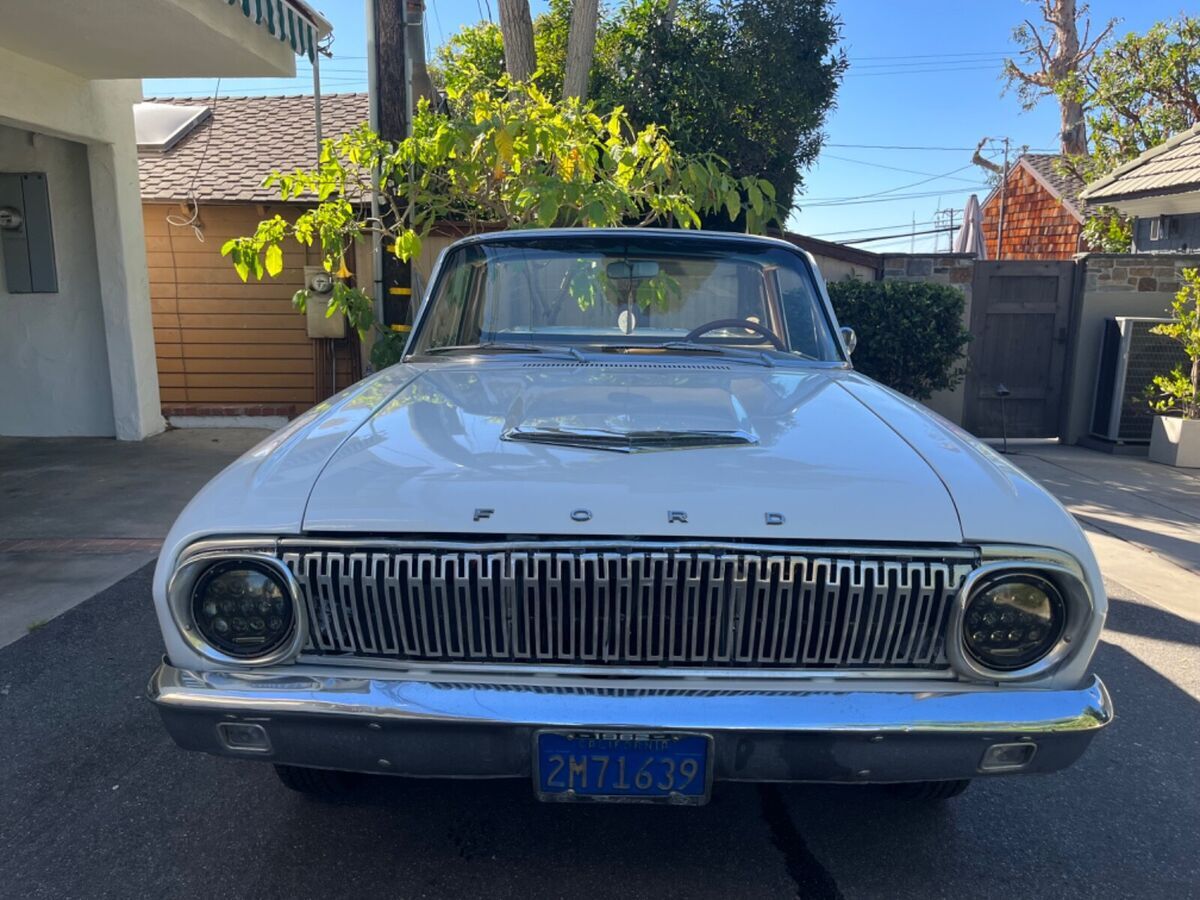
xmin=535 ymin=732 xmax=711 ymax=804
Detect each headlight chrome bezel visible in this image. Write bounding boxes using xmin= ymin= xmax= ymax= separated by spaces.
xmin=948 ymin=559 xmax=1093 ymax=682
xmin=168 ymin=549 xmax=306 ymax=667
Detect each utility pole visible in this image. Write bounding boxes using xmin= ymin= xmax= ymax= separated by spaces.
xmin=996 ymin=137 xmax=1010 ymax=260
xmin=371 ymin=0 xmax=417 ymax=333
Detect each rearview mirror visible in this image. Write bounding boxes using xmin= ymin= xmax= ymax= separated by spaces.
xmin=840 ymin=326 xmax=857 ymax=357
xmin=607 ymin=260 xmax=660 ymax=280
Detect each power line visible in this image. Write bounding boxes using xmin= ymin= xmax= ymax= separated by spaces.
xmin=811 ymin=219 xmax=941 ymax=237
xmin=820 ymin=153 xmax=983 ymax=183
xmin=801 ymin=186 xmax=989 ymax=207
xmin=840 ymin=226 xmax=957 ymax=245
xmin=848 ymin=58 xmax=1005 ymax=71
xmin=823 ymin=142 xmax=1056 ymax=152
xmin=847 ymin=50 xmax=1010 ymax=61
xmin=801 ymin=162 xmax=977 ymax=203
xmin=843 ymin=64 xmax=1000 ymax=78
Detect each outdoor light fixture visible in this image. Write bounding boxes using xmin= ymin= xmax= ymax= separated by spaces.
xmin=962 ymin=573 xmax=1066 ymax=671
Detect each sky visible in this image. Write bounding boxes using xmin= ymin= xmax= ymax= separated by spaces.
xmin=144 ymin=0 xmax=1187 ymax=252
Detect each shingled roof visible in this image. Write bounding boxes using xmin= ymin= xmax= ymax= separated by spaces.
xmin=1019 ymin=154 xmax=1088 ymax=220
xmin=138 ymin=93 xmax=369 ymax=203
xmin=1080 ymin=123 xmax=1200 ymax=204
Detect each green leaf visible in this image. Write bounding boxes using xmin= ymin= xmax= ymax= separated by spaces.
xmin=724 ymin=189 xmax=740 ymax=222
xmin=536 ymin=192 xmax=559 ymax=228
xmin=264 ymin=244 xmax=283 ymax=277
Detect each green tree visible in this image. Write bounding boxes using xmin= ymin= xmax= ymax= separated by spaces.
xmin=1065 ymin=15 xmax=1200 ymax=177
xmin=1059 ymin=15 xmax=1200 ymax=251
xmin=222 ymin=79 xmax=776 ymax=369
xmin=433 ymin=0 xmax=845 ymax=215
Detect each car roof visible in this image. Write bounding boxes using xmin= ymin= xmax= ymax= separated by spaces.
xmin=446 ymin=227 xmax=804 ymax=252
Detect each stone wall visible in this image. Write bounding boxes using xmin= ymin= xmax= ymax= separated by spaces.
xmin=878 ymin=254 xmax=976 ymax=424
xmin=1082 ymin=254 xmax=1193 ymax=296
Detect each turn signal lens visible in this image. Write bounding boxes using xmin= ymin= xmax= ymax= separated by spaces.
xmin=191 ymin=561 xmax=293 ymax=658
xmin=963 ymin=573 xmax=1065 ymax=671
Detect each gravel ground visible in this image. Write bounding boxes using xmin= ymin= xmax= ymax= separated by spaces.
xmin=1 ymin=566 xmax=1196 ymax=899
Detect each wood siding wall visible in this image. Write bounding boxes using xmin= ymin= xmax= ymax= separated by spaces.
xmin=145 ymin=203 xmax=355 ymax=418
xmin=981 ymin=165 xmax=1083 ymax=261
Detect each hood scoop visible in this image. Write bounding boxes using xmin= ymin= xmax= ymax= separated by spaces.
xmin=501 ymin=382 xmax=758 ymax=453
xmin=503 ymin=425 xmax=756 ymax=453
xmin=522 ymin=361 xmax=732 ymax=370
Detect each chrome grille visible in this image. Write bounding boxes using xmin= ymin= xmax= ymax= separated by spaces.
xmin=283 ymin=545 xmax=972 ymax=671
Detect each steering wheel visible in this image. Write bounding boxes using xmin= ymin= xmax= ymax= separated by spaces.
xmin=684 ymin=318 xmax=787 ymax=351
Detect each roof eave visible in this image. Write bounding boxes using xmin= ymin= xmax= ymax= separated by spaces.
xmin=1079 ymin=121 xmax=1200 ymax=200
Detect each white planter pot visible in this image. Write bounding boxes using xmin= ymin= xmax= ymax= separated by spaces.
xmin=1149 ymin=416 xmax=1200 ymax=468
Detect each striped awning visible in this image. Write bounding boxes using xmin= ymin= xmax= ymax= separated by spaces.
xmin=227 ymin=0 xmax=322 ymax=63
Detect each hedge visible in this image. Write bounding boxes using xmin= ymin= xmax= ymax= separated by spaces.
xmin=827 ymin=278 xmax=971 ymax=400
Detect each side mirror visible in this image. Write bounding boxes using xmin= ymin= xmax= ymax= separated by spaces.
xmin=839 ymin=326 xmax=857 ymax=357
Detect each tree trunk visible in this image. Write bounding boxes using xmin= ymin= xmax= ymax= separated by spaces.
xmin=1060 ymin=95 xmax=1087 ymax=156
xmin=408 ymin=2 xmax=435 ymax=106
xmin=498 ymin=0 xmax=537 ymax=81
xmin=1048 ymin=0 xmax=1087 ymax=155
xmin=563 ymin=0 xmax=600 ymax=99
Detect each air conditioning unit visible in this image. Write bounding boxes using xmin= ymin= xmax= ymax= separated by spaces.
xmin=1090 ymin=317 xmax=1188 ymax=443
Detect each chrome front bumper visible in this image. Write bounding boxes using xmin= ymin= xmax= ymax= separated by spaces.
xmin=148 ymin=663 xmax=1113 ymax=783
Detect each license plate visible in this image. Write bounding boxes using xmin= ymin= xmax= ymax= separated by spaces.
xmin=534 ymin=731 xmax=712 ymax=804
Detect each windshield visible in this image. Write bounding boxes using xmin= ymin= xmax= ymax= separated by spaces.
xmin=409 ymin=235 xmax=843 ymax=361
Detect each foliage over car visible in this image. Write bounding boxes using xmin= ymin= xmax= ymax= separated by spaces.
xmin=432 ymin=0 xmax=846 ymax=213
xmin=827 ymin=278 xmax=971 ymax=401
xmin=221 ymin=78 xmax=777 ymax=369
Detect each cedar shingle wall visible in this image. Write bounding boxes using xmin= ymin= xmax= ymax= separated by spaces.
xmin=145 ymin=203 xmax=354 ymax=417
xmin=981 ymin=165 xmax=1082 ymax=260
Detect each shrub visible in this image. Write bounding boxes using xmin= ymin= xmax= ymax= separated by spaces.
xmin=1147 ymin=267 xmax=1200 ymax=419
xmin=826 ymin=278 xmax=971 ymax=400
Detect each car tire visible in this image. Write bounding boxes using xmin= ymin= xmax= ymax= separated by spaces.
xmin=887 ymin=779 xmax=971 ymax=801
xmin=273 ymin=764 xmax=361 ymax=797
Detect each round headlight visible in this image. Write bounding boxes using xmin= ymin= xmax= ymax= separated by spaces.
xmin=190 ymin=560 xmax=294 ymax=658
xmin=962 ymin=573 xmax=1066 ymax=671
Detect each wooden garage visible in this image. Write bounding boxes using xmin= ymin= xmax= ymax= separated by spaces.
xmin=138 ymin=93 xmax=368 ymax=421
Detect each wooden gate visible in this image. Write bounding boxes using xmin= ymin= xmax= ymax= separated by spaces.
xmin=963 ymin=260 xmax=1075 ymax=438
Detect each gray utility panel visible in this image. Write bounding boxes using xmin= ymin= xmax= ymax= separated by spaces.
xmin=0 ymin=172 xmax=58 ymax=293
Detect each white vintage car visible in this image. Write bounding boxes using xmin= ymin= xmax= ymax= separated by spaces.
xmin=149 ymin=229 xmax=1112 ymax=804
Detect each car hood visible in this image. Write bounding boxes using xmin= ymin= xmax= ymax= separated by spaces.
xmin=301 ymin=361 xmax=964 ymax=543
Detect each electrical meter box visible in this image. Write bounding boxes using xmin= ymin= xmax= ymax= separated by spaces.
xmin=304 ymin=265 xmax=347 ymax=338
xmin=0 ymin=173 xmax=58 ymax=293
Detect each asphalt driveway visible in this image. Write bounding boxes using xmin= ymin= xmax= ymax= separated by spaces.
xmin=1 ymin=566 xmax=1196 ymax=899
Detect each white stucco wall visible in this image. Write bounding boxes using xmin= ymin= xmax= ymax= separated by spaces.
xmin=0 ymin=46 xmax=164 ymax=439
xmin=0 ymin=124 xmax=115 ymax=435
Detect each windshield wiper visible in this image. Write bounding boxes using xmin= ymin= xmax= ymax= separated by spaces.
xmin=423 ymin=342 xmax=586 ymax=361
xmin=604 ymin=341 xmax=776 ymax=368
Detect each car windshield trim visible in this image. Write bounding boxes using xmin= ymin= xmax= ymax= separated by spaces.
xmin=405 ymin=234 xmax=846 ymax=363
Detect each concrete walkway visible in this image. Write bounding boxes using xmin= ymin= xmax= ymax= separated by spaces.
xmin=1004 ymin=441 xmax=1200 ymax=623
xmin=0 ymin=429 xmax=269 ymax=648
